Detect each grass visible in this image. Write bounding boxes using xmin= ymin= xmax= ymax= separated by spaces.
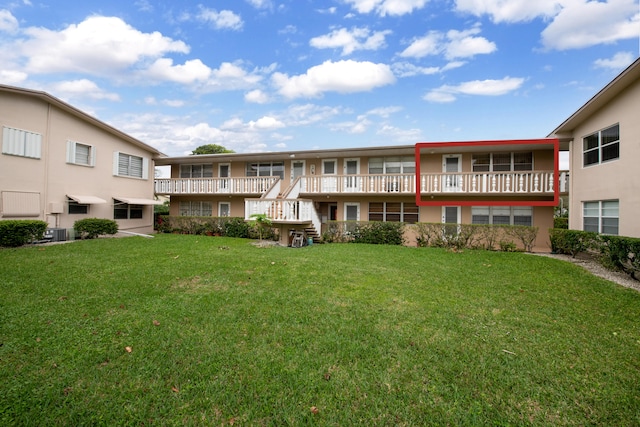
xmin=1 ymin=234 xmax=639 ymax=426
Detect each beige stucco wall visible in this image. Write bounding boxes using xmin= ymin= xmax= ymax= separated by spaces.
xmin=1 ymin=90 xmax=158 ymax=234
xmin=567 ymin=78 xmax=640 ymax=238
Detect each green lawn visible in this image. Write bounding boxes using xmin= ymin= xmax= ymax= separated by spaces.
xmin=1 ymin=235 xmax=639 ymax=426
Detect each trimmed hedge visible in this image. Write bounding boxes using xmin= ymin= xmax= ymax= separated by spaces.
xmin=414 ymin=223 xmax=539 ymax=252
xmin=0 ymin=220 xmax=48 ymax=247
xmin=322 ymin=221 xmax=405 ymax=245
xmin=155 ymin=216 xmax=276 ymax=241
xmin=74 ymin=218 xmax=118 ymax=239
xmin=599 ymin=235 xmax=640 ymax=279
xmin=548 ymin=229 xmax=598 ymax=257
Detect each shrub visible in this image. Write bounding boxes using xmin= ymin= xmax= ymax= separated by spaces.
xmin=506 ymin=225 xmax=539 ymax=253
xmin=74 ymin=218 xmax=118 ymax=239
xmin=323 ymin=221 xmax=359 ymax=243
xmin=0 ymin=220 xmax=48 ymax=247
xmin=223 ymin=217 xmax=250 ymax=238
xmin=598 ymin=235 xmax=640 ymax=279
xmin=554 ymin=217 xmax=568 ymax=229
xmin=353 ymin=221 xmax=405 ymax=245
xmin=548 ymin=229 xmax=598 ymax=257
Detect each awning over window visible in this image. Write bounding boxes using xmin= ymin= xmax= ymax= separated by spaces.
xmin=115 ymin=197 xmax=163 ymax=205
xmin=67 ymin=195 xmax=107 ymax=204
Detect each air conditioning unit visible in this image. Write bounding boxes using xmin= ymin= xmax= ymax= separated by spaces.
xmin=45 ymin=228 xmax=67 ymax=242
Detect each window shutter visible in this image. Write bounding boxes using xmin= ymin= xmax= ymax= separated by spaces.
xmin=67 ymin=140 xmax=76 ymax=163
xmin=90 ymin=146 xmax=96 ymax=166
xmin=142 ymin=157 xmax=149 ymax=180
xmin=113 ymin=152 xmax=121 ymax=176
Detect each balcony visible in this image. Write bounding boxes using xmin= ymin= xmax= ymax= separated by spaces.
xmin=298 ymin=174 xmax=416 ymax=194
xmin=154 ymin=177 xmax=279 ymax=195
xmin=419 ymin=171 xmax=556 ymax=194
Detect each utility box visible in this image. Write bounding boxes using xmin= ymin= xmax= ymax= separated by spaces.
xmin=45 ymin=228 xmax=67 ymax=242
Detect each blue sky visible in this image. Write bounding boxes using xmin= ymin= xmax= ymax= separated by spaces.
xmin=1 ymin=0 xmax=639 ymax=164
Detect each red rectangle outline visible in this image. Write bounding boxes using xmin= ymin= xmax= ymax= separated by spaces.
xmin=415 ymin=138 xmax=559 ymax=207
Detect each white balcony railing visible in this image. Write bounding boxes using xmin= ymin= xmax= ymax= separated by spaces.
xmin=419 ymin=171 xmax=556 ymax=194
xmin=154 ymin=177 xmax=279 ymax=195
xmin=245 ymin=198 xmax=322 ymax=237
xmin=299 ymin=174 xmax=416 ymax=194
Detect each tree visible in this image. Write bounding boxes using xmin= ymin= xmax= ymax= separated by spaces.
xmin=249 ymin=213 xmax=272 ymax=242
xmin=191 ymin=144 xmax=234 ymax=155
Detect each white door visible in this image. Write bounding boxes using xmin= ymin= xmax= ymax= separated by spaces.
xmin=219 ymin=163 xmax=230 ymax=192
xmin=344 ymin=158 xmax=360 ymax=192
xmin=291 ymin=160 xmax=306 ymax=191
xmin=442 ymin=155 xmax=462 ymax=192
xmin=442 ymin=206 xmax=460 ymax=237
xmin=322 ymin=159 xmax=337 ymax=192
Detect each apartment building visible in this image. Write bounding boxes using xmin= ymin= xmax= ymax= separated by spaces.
xmin=155 ymin=138 xmax=561 ymax=251
xmin=549 ymin=57 xmax=640 ymax=238
xmin=0 ymin=85 xmax=163 ymax=236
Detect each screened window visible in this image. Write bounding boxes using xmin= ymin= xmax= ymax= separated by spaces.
xmin=114 ymin=200 xmax=143 ymax=219
xmin=2 ymin=126 xmax=42 ymax=159
xmin=368 ymin=202 xmax=419 ymax=223
xmin=68 ymin=198 xmax=89 ymax=215
xmin=246 ymin=162 xmax=285 ymax=179
xmin=180 ymin=164 xmax=213 ymax=178
xmin=179 ymin=201 xmax=213 ymax=216
xmin=583 ymin=124 xmax=619 ymax=166
xmin=471 ymin=206 xmax=533 ymax=226
xmin=114 ymin=152 xmax=147 ymax=179
xmin=472 ymin=152 xmax=533 ymax=172
xmin=368 ymin=157 xmax=415 ymax=174
xmin=583 ymin=200 xmax=618 ymax=234
xmin=67 ymin=141 xmax=95 ymax=166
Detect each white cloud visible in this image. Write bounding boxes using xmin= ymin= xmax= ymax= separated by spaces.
xmin=594 ymin=51 xmax=635 ymax=71
xmin=0 ymin=69 xmax=28 ymax=85
xmin=246 ymin=0 xmax=273 ymax=9
xmin=392 ymin=62 xmax=441 ymax=77
xmin=343 ymin=0 xmax=430 ymax=16
xmin=310 ymin=27 xmax=392 ymax=55
xmin=50 ymin=79 xmax=120 ymax=101
xmin=541 ymin=0 xmax=640 ymax=50
xmin=245 ymin=89 xmax=270 ymax=103
xmin=444 ymin=27 xmax=497 ymax=60
xmin=144 ymin=58 xmax=211 ymax=84
xmin=454 ymin=0 xmax=561 ymax=23
xmin=376 ymin=124 xmax=423 ymax=142
xmin=399 ymin=26 xmax=496 ymax=60
xmin=424 ymin=76 xmax=525 ymax=103
xmin=20 ymin=16 xmax=189 ymax=75
xmin=283 ymin=104 xmax=344 ymax=126
xmin=196 ymin=7 xmax=243 ymax=30
xmin=250 ymin=116 xmax=285 ymax=130
xmin=200 ymin=61 xmax=267 ymax=92
xmin=0 ymin=9 xmax=19 ymax=33
xmin=272 ymin=60 xmax=396 ymax=99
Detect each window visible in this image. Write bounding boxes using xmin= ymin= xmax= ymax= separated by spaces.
xmin=322 ymin=159 xmax=336 ymax=175
xmin=471 ymin=206 xmax=533 ymax=226
xmin=114 ymin=152 xmax=148 ymax=179
xmin=246 ymin=162 xmax=284 ymax=179
xmin=2 ymin=126 xmax=42 ymax=159
xmin=583 ymin=124 xmax=619 ymax=166
xmin=369 ymin=202 xmax=419 ymax=223
xmin=179 ymin=201 xmax=213 ymax=216
xmin=180 ymin=164 xmax=213 ymax=178
xmin=219 ymin=202 xmax=230 ymax=217
xmin=368 ymin=157 xmax=415 ymax=174
xmin=472 ymin=152 xmax=533 ymax=172
xmin=583 ymin=200 xmax=618 ymax=234
xmin=345 ymin=203 xmax=360 ymax=221
xmin=114 ymin=200 xmax=143 ymax=219
xmin=68 ymin=198 xmax=89 ymax=214
xmin=67 ymin=141 xmax=95 ymax=166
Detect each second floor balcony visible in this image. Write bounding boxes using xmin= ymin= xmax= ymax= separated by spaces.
xmin=155 ymin=171 xmax=569 ymax=197
xmin=154 ymin=176 xmax=279 ymax=195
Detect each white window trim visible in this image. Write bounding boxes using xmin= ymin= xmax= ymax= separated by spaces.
xmin=322 ymin=159 xmax=337 ymax=175
xmin=66 ymin=140 xmax=96 ymax=166
xmin=219 ymin=201 xmax=230 ymax=217
xmin=113 ymin=152 xmax=149 ymax=179
xmin=344 ymin=202 xmax=360 ymax=221
xmin=471 ymin=206 xmax=533 ymax=226
xmin=582 ymin=124 xmax=620 ymax=167
xmin=583 ymin=200 xmax=619 ymax=235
